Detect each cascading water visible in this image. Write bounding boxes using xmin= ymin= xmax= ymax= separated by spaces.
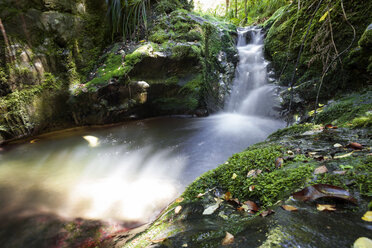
xmin=0 ymin=27 xmax=284 ymax=246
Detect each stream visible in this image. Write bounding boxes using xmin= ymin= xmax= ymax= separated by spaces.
xmin=0 ymin=27 xmax=286 ymax=246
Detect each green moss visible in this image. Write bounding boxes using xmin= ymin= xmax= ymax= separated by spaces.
xmin=268 ymin=123 xmax=320 ymax=139
xmin=171 ymin=44 xmax=198 ymax=59
xmin=314 ymin=91 xmax=372 ymax=126
xmin=183 ymin=144 xmax=307 ymax=207
xmin=149 ymin=29 xmax=170 ymax=44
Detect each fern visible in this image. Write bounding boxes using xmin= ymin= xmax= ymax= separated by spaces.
xmin=106 ymin=0 xmax=150 ymax=40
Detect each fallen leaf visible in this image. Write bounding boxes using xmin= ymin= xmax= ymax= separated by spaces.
xmin=249 ymin=185 xmax=255 ymax=191
xmin=287 ymin=150 xmax=294 ymax=156
xmin=292 ymin=184 xmax=357 ymax=203
xmin=182 ymin=243 xmax=188 ymax=247
xmin=224 ymin=192 xmax=232 ymax=201
xmin=353 ymin=237 xmax=372 ymax=248
xmin=176 ymin=197 xmax=184 ymax=203
xmin=275 ymin=158 xmax=284 ymax=168
xmin=147 ymin=238 xmax=166 ymax=244
xmin=333 ymin=143 xmax=343 ymax=148
xmin=197 ymin=192 xmax=206 ymax=198
xmin=175 ymin=206 xmax=182 ymax=214
xmin=30 ymin=139 xmax=39 ymax=144
xmin=243 ymin=200 xmax=259 ymax=212
xmin=334 ymin=151 xmax=354 ymax=159
xmin=218 ymin=211 xmax=228 ymax=220
xmin=231 ymin=173 xmax=237 ymax=179
xmin=314 ymin=165 xmax=328 ymax=174
xmin=221 ymin=232 xmax=234 ymax=246
xmin=361 ymin=211 xmax=372 ymax=222
xmin=347 ymin=142 xmax=363 ymax=150
xmin=333 ymin=170 xmax=346 ymax=175
xmin=281 ymin=205 xmax=298 ymax=211
xmin=317 ymin=204 xmax=336 ymax=211
xmin=203 ymin=200 xmax=222 ymax=215
xmin=247 ymin=169 xmax=262 ymax=178
xmin=325 ymin=124 xmax=338 ymax=129
xmin=260 ymin=209 xmax=275 ymax=217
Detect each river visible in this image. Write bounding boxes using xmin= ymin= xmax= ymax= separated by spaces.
xmin=0 ymin=27 xmax=285 ymax=246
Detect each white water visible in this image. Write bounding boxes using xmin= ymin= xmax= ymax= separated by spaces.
xmin=0 ymin=27 xmax=284 ymax=227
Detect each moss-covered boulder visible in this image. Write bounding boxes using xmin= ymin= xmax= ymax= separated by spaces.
xmin=68 ymin=10 xmax=237 ymax=124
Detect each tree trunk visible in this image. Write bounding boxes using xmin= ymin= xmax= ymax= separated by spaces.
xmin=235 ymin=0 xmax=237 ymax=18
xmin=0 ymin=18 xmax=13 ymax=63
xmin=226 ymin=0 xmax=230 ymax=17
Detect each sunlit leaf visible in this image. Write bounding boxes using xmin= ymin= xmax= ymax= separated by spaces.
xmin=353 ymin=237 xmax=372 ymax=248
xmin=231 ymin=173 xmax=237 ymax=179
xmin=281 ymin=205 xmax=298 ymax=211
xmin=361 ymin=211 xmax=372 ymax=222
xmin=221 ymin=232 xmax=234 ymax=246
xmin=176 ymin=197 xmax=184 ymax=203
xmin=317 ymin=204 xmax=336 ymax=211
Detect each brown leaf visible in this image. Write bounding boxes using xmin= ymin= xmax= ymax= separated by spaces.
xmin=275 ymin=158 xmax=284 ymax=168
xmin=222 ymin=232 xmax=234 ymax=246
xmin=260 ymin=209 xmax=275 ymax=217
xmin=281 ymin=205 xmax=298 ymax=211
xmin=347 ymin=142 xmax=363 ymax=150
xmin=317 ymin=204 xmax=336 ymax=211
xmin=314 ymin=165 xmax=328 ymax=174
xmin=175 ymin=206 xmax=182 ymax=214
xmin=224 ymin=192 xmax=232 ymax=201
xmin=249 ymin=185 xmax=255 ymax=191
xmin=243 ymin=200 xmax=259 ymax=212
xmin=325 ymin=124 xmax=338 ymax=129
xmin=292 ymin=184 xmax=357 ymax=203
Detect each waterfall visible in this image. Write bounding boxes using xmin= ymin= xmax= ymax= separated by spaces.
xmin=226 ymin=27 xmax=278 ymax=117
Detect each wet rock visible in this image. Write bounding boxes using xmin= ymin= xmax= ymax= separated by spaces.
xmin=195 ymin=108 xmax=209 ymax=117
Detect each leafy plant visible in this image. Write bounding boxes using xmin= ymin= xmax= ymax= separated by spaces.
xmin=106 ymin=0 xmax=150 ymax=40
